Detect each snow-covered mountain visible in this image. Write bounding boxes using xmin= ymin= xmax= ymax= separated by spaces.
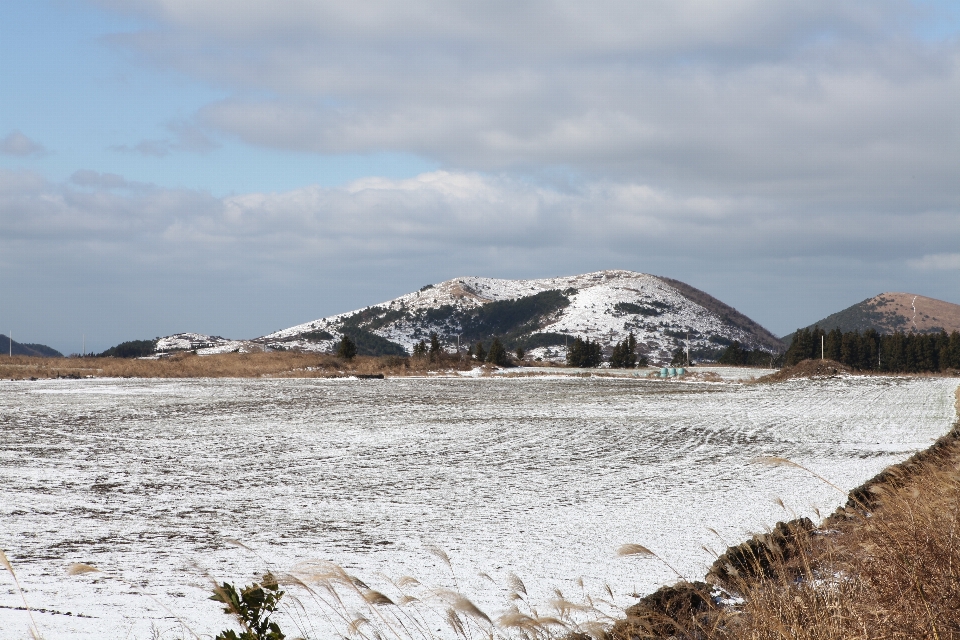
xmin=255 ymin=270 xmax=783 ymax=364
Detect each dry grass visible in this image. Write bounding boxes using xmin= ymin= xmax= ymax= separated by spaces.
xmin=0 ymin=352 xmax=477 ymax=380
xmin=611 ymin=385 xmax=960 ymax=640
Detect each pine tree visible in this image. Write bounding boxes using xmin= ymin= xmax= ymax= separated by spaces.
xmin=337 ymin=334 xmax=357 ymax=360
xmin=609 ymin=332 xmax=638 ymax=368
xmin=717 ymin=341 xmax=746 ymax=365
xmin=429 ymin=332 xmax=442 ymax=362
xmin=515 ymin=346 xmax=525 ymax=361
xmin=486 ymin=337 xmax=510 ymax=367
xmin=567 ymin=337 xmax=602 ymax=367
xmin=671 ymin=346 xmax=690 ymax=366
xmin=825 ymin=328 xmax=842 ymax=361
xmin=473 ymin=341 xmax=486 ymax=362
xmin=566 ymin=337 xmax=585 ymax=367
xmin=412 ymin=339 xmax=428 ymax=358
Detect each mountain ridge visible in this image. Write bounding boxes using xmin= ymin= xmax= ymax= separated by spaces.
xmin=256 ymin=270 xmax=783 ymax=364
xmin=0 ymin=335 xmax=64 ymax=358
xmin=789 ymin=293 xmax=960 ymax=340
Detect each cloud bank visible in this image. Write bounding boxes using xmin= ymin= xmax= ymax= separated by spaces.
xmin=89 ymin=1 xmax=959 ymax=207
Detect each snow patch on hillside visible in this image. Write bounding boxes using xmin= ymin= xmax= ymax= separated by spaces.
xmin=258 ymin=270 xmax=775 ymax=364
xmin=155 ymin=333 xmax=259 ymax=355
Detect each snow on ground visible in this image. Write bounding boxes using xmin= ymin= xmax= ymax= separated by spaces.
xmin=506 ymin=365 xmax=775 ymax=381
xmin=1 ymin=376 xmax=954 ymax=639
xmin=153 ymin=333 xmax=260 ymax=356
xmin=155 ymin=333 xmax=230 ymax=352
xmin=258 ymin=271 xmax=774 ymax=364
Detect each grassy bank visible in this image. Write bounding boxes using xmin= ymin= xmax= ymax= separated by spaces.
xmin=0 ymin=352 xmax=480 ymax=380
xmin=613 ymin=384 xmax=960 ymax=639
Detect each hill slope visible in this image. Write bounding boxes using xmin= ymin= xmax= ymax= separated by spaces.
xmin=0 ymin=335 xmax=63 ymax=357
xmin=794 ymin=293 xmax=960 ymax=337
xmin=258 ymin=270 xmax=783 ymax=364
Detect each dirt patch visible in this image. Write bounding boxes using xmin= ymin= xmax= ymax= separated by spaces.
xmin=758 ymin=358 xmax=854 ymax=382
xmin=682 ymin=370 xmax=723 ymax=383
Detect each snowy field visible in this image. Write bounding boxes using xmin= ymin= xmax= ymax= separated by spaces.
xmin=0 ymin=376 xmax=957 ymax=639
xmin=499 ymin=365 xmax=775 ymax=381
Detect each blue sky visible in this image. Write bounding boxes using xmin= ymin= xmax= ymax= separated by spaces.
xmin=2 ymin=0 xmax=959 ymax=354
xmin=0 ymin=1 xmax=437 ymax=195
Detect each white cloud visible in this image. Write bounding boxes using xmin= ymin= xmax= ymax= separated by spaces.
xmin=79 ymin=1 xmax=959 ymax=221
xmin=5 ymin=168 xmax=957 ymax=268
xmin=110 ymin=120 xmax=220 ymax=157
xmin=908 ymin=253 xmax=960 ymax=271
xmin=0 ymin=130 xmax=46 ymax=156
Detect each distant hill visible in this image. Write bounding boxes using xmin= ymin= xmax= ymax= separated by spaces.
xmin=258 ymin=270 xmax=784 ymax=364
xmin=788 ymin=293 xmax=960 ymax=340
xmin=96 ymin=339 xmax=158 ymax=358
xmin=0 ymin=335 xmax=63 ymax=357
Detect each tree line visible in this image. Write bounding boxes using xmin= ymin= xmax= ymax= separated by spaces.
xmin=712 ymin=341 xmax=784 ymax=367
xmin=785 ymin=326 xmax=960 ymax=372
xmin=567 ymin=333 xmax=649 ymax=368
xmin=391 ymin=331 xmax=654 ymax=369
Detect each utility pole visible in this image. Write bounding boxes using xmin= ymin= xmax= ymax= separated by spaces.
xmin=8 ymin=330 xmax=11 ymax=357
xmin=821 ymin=335 xmax=824 ymax=360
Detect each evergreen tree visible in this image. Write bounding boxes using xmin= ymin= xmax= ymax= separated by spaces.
xmin=825 ymin=328 xmax=843 ymax=361
xmin=783 ymin=327 xmax=960 ymax=373
xmin=566 ymin=337 xmax=602 ymax=367
xmin=717 ymin=341 xmax=747 ymax=365
xmin=337 ymin=334 xmax=357 ymax=360
xmin=473 ymin=341 xmax=486 ymax=362
xmin=412 ymin=339 xmax=428 ymax=358
xmin=515 ymin=346 xmax=525 ymax=361
xmin=610 ymin=332 xmax=638 ymax=368
xmin=860 ymin=329 xmax=880 ymax=370
xmin=785 ymin=326 xmax=824 ymax=365
xmin=946 ymin=331 xmax=960 ymax=369
xmin=840 ymin=331 xmax=860 ymax=367
xmin=429 ymin=332 xmax=442 ymax=362
xmin=486 ymin=337 xmax=510 ymax=366
xmin=670 ymin=347 xmax=690 ymax=367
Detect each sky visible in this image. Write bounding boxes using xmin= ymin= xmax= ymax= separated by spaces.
xmin=2 ymin=0 xmax=959 ymax=355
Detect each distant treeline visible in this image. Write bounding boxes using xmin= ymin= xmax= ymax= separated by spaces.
xmin=786 ymin=327 xmax=960 ymax=372
xmin=711 ymin=341 xmax=783 ymax=367
xmin=96 ymin=339 xmax=157 ymax=358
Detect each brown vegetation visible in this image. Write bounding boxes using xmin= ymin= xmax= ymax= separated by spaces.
xmin=869 ymin=293 xmax=960 ymax=334
xmin=610 ymin=385 xmax=960 ymax=639
xmin=757 ymin=359 xmax=855 ymax=382
xmin=0 ymin=351 xmax=477 ymax=380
